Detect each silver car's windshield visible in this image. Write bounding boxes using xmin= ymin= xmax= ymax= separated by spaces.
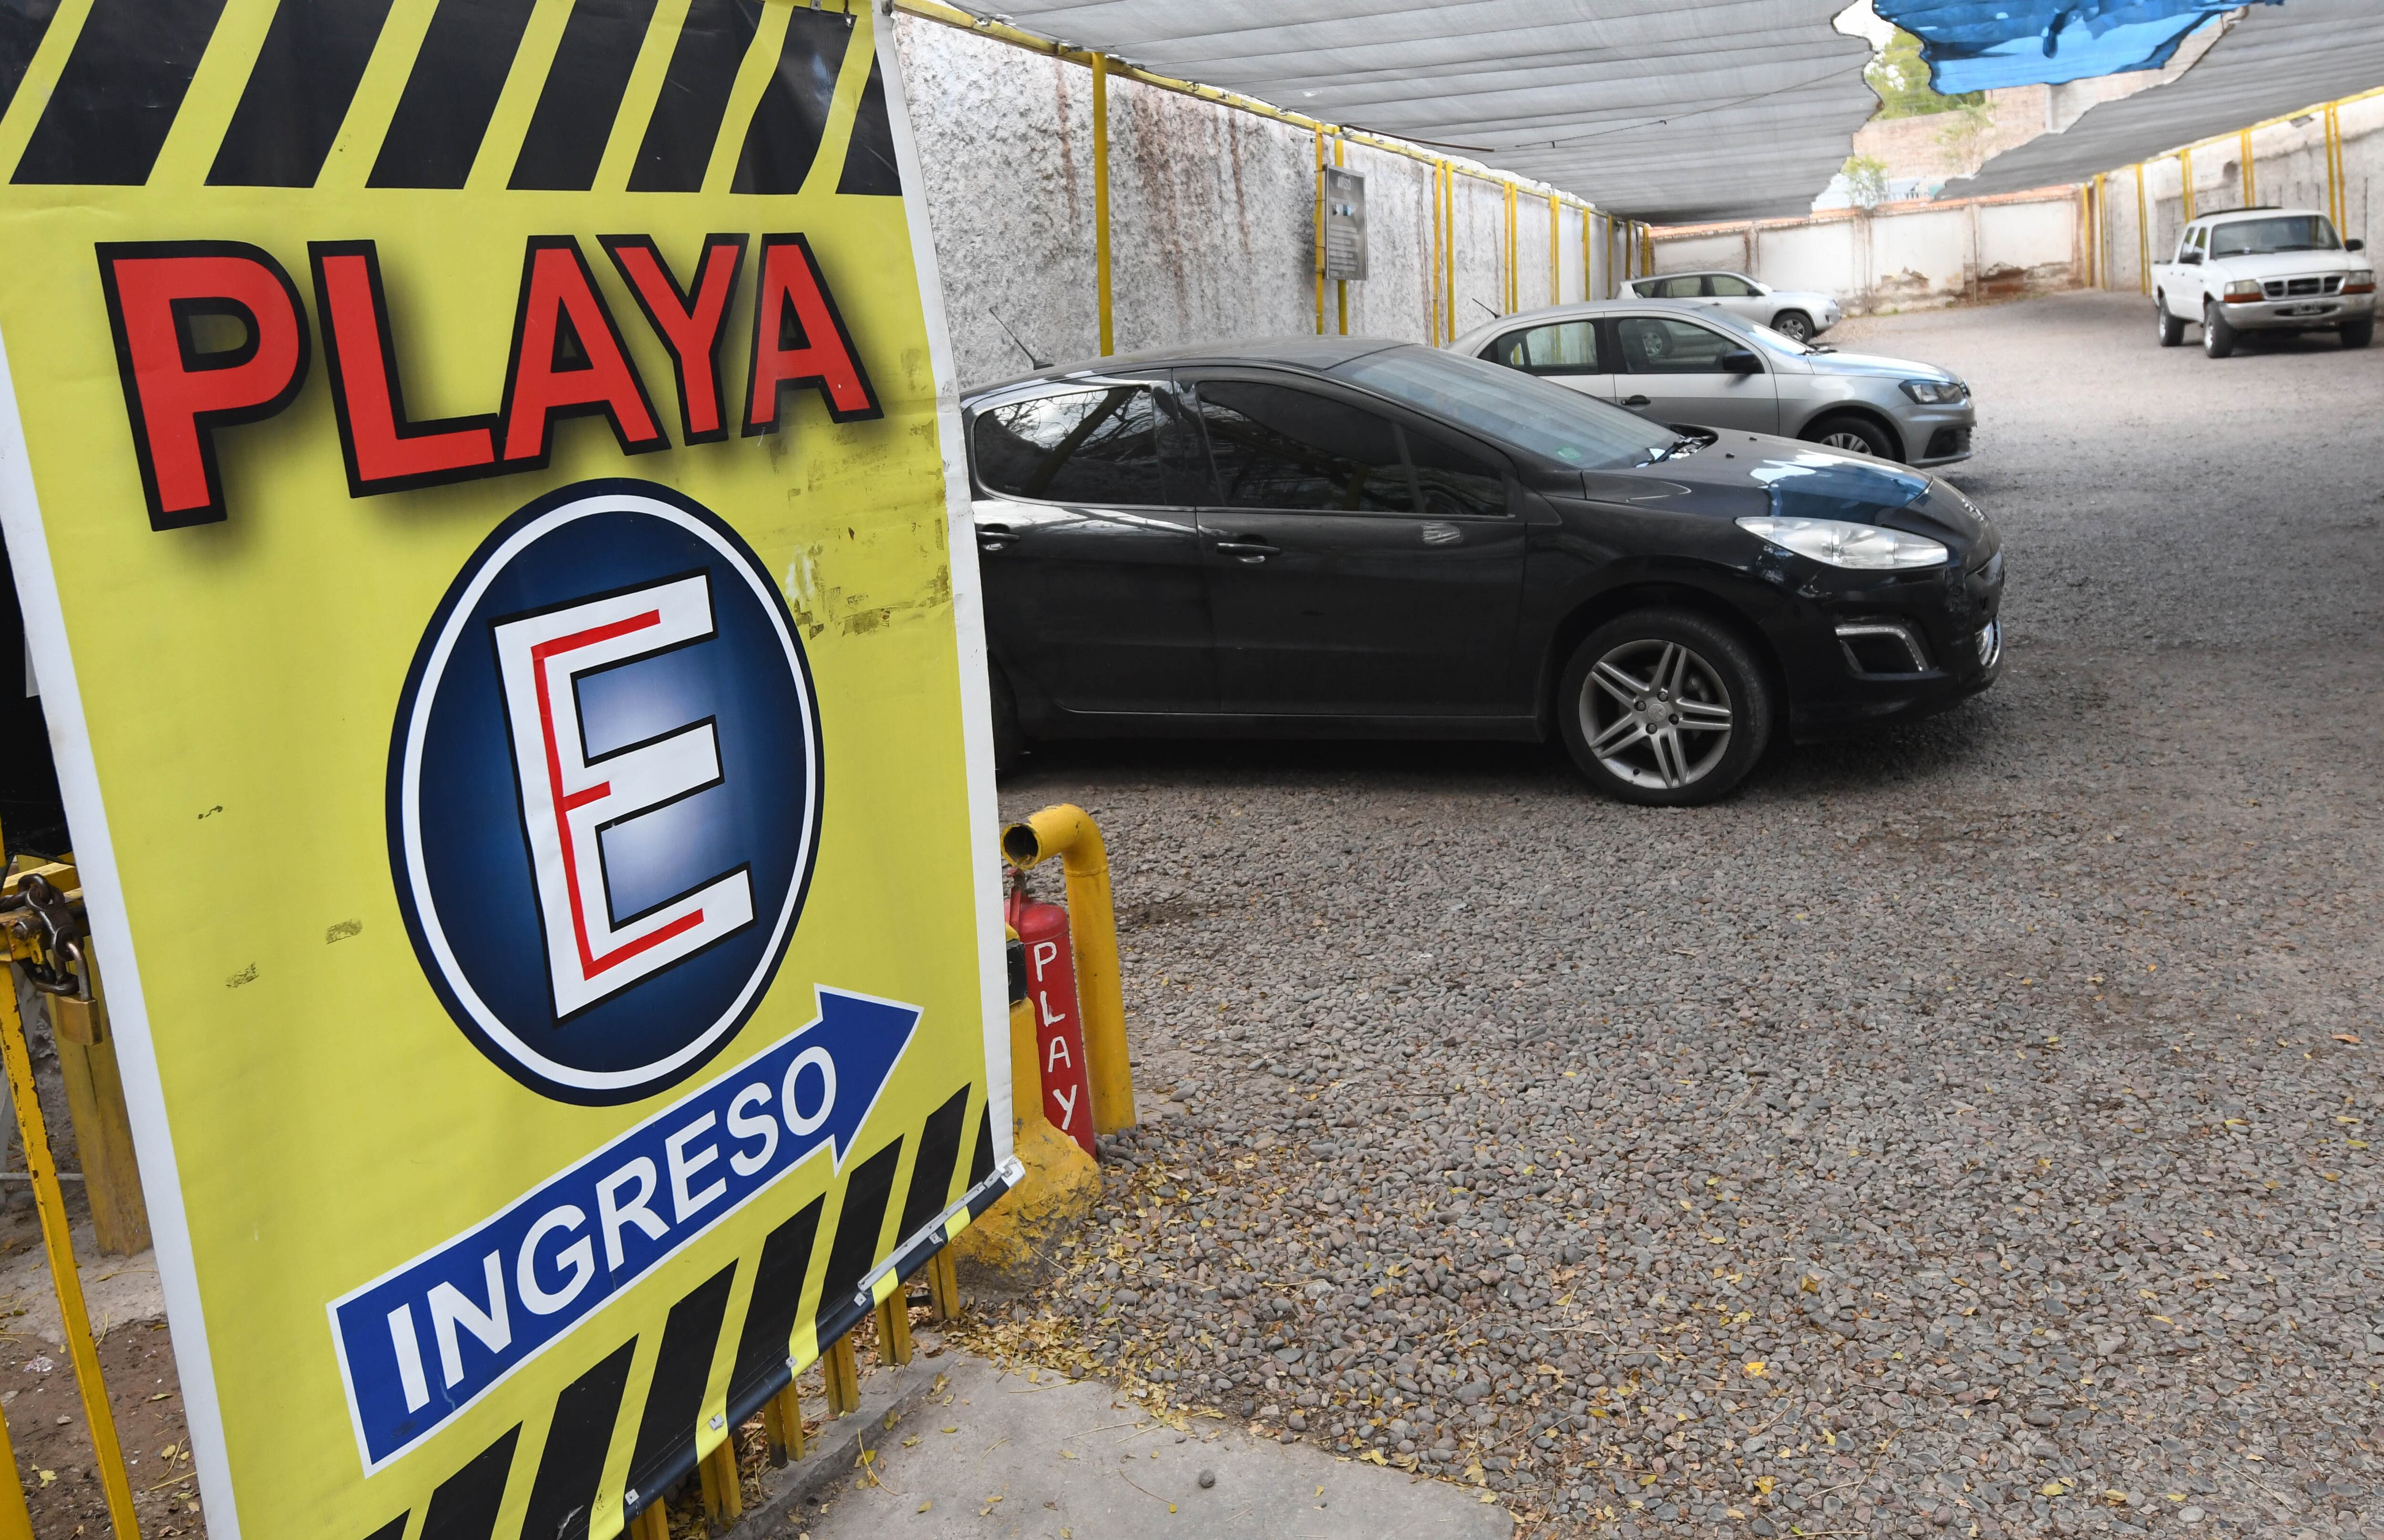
xmin=2209 ymin=215 xmax=2342 ymax=257
xmin=1335 ymin=347 xmax=1672 ymax=470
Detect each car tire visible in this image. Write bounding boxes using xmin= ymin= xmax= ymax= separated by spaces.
xmin=989 ymin=666 xmax=1025 ymax=775
xmin=2155 ymin=294 xmax=2185 ymax=347
xmin=1771 ymin=310 xmax=1814 ymax=343
xmin=2202 ymin=300 xmax=2237 ymax=359
xmin=2341 ymin=316 xmax=2375 ymax=349
xmin=1557 ymin=610 xmax=1773 ymax=807
xmin=1802 ymin=413 xmax=1900 ymax=462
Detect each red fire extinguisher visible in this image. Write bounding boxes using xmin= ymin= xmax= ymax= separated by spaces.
xmin=1006 ymin=873 xmax=1097 ymax=1157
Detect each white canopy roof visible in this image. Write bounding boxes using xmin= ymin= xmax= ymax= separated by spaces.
xmin=975 ymin=2 xmax=1881 ymax=224
xmin=1957 ymin=0 xmax=2384 ymax=195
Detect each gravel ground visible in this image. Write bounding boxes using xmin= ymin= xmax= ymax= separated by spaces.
xmin=985 ymin=292 xmax=2384 ymax=1540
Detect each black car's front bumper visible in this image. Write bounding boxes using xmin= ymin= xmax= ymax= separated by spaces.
xmin=1767 ymin=544 xmax=2004 ymax=742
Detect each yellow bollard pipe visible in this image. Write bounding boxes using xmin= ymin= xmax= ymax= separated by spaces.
xmin=1000 ymin=805 xmax=1133 ymax=1133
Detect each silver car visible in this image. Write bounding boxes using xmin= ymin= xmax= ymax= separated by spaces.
xmin=1447 ymin=299 xmax=1975 ymax=467
xmin=1627 ymin=270 xmax=1842 ymax=342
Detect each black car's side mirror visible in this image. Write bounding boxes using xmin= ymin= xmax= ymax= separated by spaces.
xmin=2348 ymin=238 xmax=2367 ymax=252
xmin=1718 ymin=349 xmax=1760 ymax=375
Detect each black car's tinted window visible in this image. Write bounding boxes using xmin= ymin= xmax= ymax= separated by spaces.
xmin=1484 ymin=320 xmax=1599 ymax=374
xmin=1193 ymin=382 xmax=1415 ymax=513
xmin=974 ymin=385 xmax=1167 ymax=505
xmin=1407 ymin=428 xmax=1506 ymax=518
xmin=1616 ymin=316 xmax=1743 ymax=374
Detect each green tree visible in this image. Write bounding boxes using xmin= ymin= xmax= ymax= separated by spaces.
xmin=1866 ymin=29 xmax=1986 ymax=119
xmin=1842 ymin=154 xmax=1891 ymax=209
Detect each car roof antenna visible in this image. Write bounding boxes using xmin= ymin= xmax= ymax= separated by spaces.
xmin=990 ymin=308 xmax=1047 ymax=370
xmin=1471 ymin=298 xmax=1501 ymax=321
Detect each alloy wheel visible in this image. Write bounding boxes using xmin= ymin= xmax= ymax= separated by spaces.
xmin=1579 ymin=638 xmax=1735 ymax=790
xmin=1775 ymin=314 xmax=1813 ymax=342
xmin=1819 ymin=428 xmax=1872 ymax=452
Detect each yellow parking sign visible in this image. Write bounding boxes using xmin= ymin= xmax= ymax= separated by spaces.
xmin=0 ymin=2 xmax=1012 ymax=1535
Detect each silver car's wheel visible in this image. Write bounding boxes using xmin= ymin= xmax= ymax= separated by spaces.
xmin=1819 ymin=427 xmax=1870 ymax=451
xmin=1772 ymin=311 xmax=1814 ymax=342
xmin=1579 ymin=638 xmax=1736 ymax=791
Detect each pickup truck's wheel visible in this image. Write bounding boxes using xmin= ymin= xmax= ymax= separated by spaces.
xmin=1558 ymin=610 xmax=1772 ymax=807
xmin=2341 ymin=316 xmax=2375 ymax=349
xmin=2154 ymin=294 xmax=2185 ymax=347
xmin=2202 ymin=300 xmax=2237 ymax=359
xmin=1771 ymin=310 xmax=1814 ymax=343
xmin=1803 ymin=413 xmax=1899 ymax=462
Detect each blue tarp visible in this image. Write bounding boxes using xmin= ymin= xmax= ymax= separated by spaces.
xmin=1876 ymin=0 xmax=2282 ymax=92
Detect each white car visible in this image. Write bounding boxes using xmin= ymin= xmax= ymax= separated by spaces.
xmin=1626 ymin=270 xmax=1843 ymax=343
xmin=2152 ymin=206 xmax=2374 ymax=358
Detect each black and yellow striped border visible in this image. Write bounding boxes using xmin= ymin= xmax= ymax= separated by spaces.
xmin=0 ymin=0 xmax=902 ymax=197
xmin=360 ymin=1082 xmax=1010 ymax=1540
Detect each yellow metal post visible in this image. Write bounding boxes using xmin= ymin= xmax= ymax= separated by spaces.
xmin=2095 ymin=173 xmax=2108 ymax=289
xmin=2136 ymin=162 xmax=2151 ymax=293
xmin=1441 ymin=164 xmax=1456 ymax=332
xmin=1333 ymin=136 xmax=1348 ymax=336
xmin=823 ymin=1334 xmax=861 ymax=1417
xmin=875 ymin=1288 xmax=915 ymax=1366
xmin=1313 ymin=128 xmax=1326 ymax=335
xmin=0 ymin=1394 xmax=31 ymax=1540
xmin=1579 ymin=205 xmax=1590 ymax=302
xmin=0 ymin=973 xmax=139 ymax=1539
xmin=2326 ymin=103 xmax=2346 ymax=233
xmin=1502 ymin=183 xmax=1516 ymax=313
xmin=628 ymin=1498 xmax=669 ymax=1540
xmin=2239 ymin=126 xmax=2254 ymax=206
xmin=1092 ymin=53 xmax=1112 ymax=356
xmin=698 ymin=1436 xmax=743 ymax=1531
xmin=2180 ymin=146 xmax=2195 ymax=222
xmin=926 ymin=1247 xmax=960 ymax=1320
xmin=1546 ymin=192 xmax=1560 ymax=305
xmin=1001 ymin=805 xmax=1132 ymax=1133
xmin=761 ymin=1381 xmax=805 ymax=1466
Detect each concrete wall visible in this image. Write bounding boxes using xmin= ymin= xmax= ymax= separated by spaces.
xmin=1649 ymin=191 xmax=2085 ymax=315
xmin=2090 ymin=95 xmax=2384 ymax=293
xmin=891 ymin=16 xmax=1635 ymax=390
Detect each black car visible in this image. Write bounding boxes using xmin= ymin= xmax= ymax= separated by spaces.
xmin=963 ymin=337 xmax=2003 ymax=805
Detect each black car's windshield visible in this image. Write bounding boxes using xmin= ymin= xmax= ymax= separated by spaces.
xmin=1332 ymin=346 xmax=1673 ymax=470
xmin=2209 ymin=215 xmax=2342 ymax=257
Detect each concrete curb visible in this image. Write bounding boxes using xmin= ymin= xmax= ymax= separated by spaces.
xmin=725 ymin=1351 xmax=952 ymax=1536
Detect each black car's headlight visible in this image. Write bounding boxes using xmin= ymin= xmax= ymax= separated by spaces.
xmin=1899 ymin=378 xmax=1967 ymax=404
xmin=1738 ymin=516 xmax=1950 ymax=570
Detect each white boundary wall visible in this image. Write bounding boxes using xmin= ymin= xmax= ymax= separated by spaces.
xmin=1650 ymin=191 xmax=2086 ymax=316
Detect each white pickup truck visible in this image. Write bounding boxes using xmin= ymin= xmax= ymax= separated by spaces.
xmin=2153 ymin=206 xmax=2374 ymax=358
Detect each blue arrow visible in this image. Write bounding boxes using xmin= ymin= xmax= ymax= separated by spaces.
xmin=329 ymin=984 xmax=921 ymax=1471
xmin=799 ymin=986 xmax=923 ymax=1171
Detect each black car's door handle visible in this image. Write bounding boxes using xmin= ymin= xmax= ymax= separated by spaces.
xmin=1621 ymin=394 xmax=1653 ymax=407
xmin=1212 ymin=537 xmax=1280 ymax=565
xmin=976 ymin=523 xmax=1018 ymax=552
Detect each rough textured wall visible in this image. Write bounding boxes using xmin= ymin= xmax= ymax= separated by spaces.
xmin=893 ymin=17 xmax=1612 ymax=386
